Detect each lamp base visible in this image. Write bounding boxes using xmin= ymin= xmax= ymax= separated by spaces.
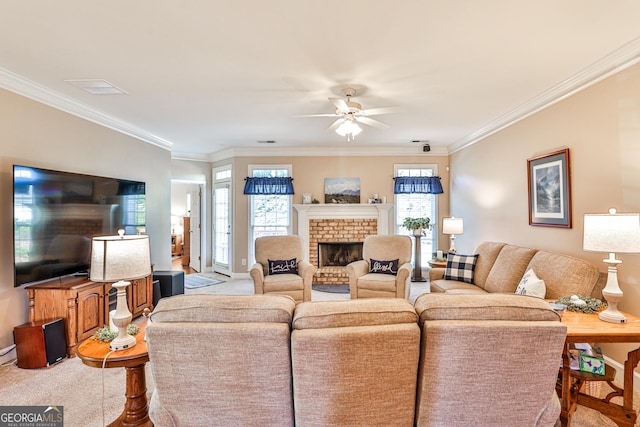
xmin=598 ymin=308 xmax=627 ymax=324
xmin=110 ymin=333 xmax=137 ymax=351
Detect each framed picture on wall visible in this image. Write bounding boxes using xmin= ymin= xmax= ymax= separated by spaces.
xmin=527 ymin=148 xmax=571 ymax=228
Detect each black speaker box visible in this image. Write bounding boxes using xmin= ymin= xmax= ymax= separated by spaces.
xmin=14 ymin=318 xmax=67 ymax=369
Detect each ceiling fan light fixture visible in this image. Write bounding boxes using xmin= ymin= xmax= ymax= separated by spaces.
xmin=335 ymin=120 xmax=362 ymax=140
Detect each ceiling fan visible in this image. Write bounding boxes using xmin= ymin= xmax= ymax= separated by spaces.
xmin=300 ymin=87 xmax=401 ymax=141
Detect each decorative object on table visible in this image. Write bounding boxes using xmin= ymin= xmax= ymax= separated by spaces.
xmin=442 ymin=217 xmax=463 ymax=253
xmin=92 ymin=324 xmax=140 ymax=343
xmin=324 ymin=177 xmax=360 ymax=204
xmin=556 ymin=295 xmax=606 ymax=314
xmin=90 ymin=229 xmax=151 ymax=351
xmin=311 ymin=198 xmax=320 ymax=204
xmin=527 ymin=148 xmax=572 ymax=228
xmin=578 ymin=344 xmax=605 ymax=375
xmin=548 ymin=302 xmax=567 ymax=316
xmin=302 ymin=193 xmax=312 ymax=204
xmin=402 ymin=217 xmax=432 ymax=282
xmin=583 ymin=208 xmax=640 ymax=323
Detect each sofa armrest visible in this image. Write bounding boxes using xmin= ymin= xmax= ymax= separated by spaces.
xmin=298 ymin=260 xmax=316 ymax=285
xmin=395 ymin=262 xmax=412 ymax=299
xmin=249 ymin=262 xmax=265 ymax=294
xmin=429 ymin=267 xmax=446 ymax=281
xmin=346 ymin=260 xmax=369 ymax=299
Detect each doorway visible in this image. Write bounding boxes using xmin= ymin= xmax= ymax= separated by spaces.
xmin=171 ymin=181 xmax=204 ymax=273
xmin=213 ymin=165 xmax=232 ymax=276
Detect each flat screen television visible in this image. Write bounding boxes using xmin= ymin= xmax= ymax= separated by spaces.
xmin=13 ymin=165 xmax=146 ymax=287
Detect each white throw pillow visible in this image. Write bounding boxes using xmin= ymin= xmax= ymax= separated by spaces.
xmin=515 ymin=269 xmax=546 ymax=298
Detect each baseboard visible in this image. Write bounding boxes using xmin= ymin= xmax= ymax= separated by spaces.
xmin=603 ymin=355 xmax=640 ymax=393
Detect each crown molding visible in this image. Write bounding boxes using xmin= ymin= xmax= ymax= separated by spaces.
xmin=449 ymin=36 xmax=640 ymax=154
xmin=206 ymin=144 xmax=449 ymax=162
xmin=0 ymin=67 xmax=173 ymax=151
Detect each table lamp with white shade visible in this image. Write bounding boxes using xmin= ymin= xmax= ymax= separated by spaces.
xmin=442 ymin=217 xmax=464 ymax=253
xmin=90 ymin=230 xmax=151 ymax=351
xmin=583 ymin=208 xmax=640 ymax=324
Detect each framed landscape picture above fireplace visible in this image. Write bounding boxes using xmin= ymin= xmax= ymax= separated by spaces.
xmin=324 ymin=178 xmax=360 ymax=204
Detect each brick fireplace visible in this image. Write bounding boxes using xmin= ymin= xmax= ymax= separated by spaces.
xmin=294 ymin=204 xmax=393 ymax=285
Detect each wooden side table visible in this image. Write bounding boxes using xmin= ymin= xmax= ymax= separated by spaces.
xmin=558 ymin=309 xmax=640 ymax=427
xmin=427 ymin=260 xmax=447 ymax=268
xmin=77 ymin=324 xmax=152 ymax=427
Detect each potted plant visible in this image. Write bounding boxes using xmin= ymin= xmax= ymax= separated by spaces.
xmin=402 ymin=217 xmax=431 ymax=236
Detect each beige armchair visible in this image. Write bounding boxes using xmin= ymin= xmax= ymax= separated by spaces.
xmin=346 ymin=234 xmax=412 ymax=299
xmin=250 ymin=235 xmax=315 ymax=303
xmin=413 ymin=293 xmax=567 ymax=426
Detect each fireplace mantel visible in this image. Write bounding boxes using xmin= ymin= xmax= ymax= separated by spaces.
xmin=293 ymin=203 xmax=393 ymax=261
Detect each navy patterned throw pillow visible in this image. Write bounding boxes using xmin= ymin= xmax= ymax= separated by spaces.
xmin=444 ymin=253 xmax=479 ymax=284
xmin=369 ymin=258 xmax=399 ymax=275
xmin=268 ymin=258 xmax=298 ymax=275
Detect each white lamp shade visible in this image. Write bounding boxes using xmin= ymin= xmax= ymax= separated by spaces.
xmin=90 ymin=234 xmax=151 ymax=282
xmin=442 ymin=217 xmax=464 ymax=235
xmin=583 ymin=211 xmax=640 ymax=253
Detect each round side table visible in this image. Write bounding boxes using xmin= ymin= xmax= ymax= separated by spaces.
xmin=77 ymin=324 xmax=152 ymax=427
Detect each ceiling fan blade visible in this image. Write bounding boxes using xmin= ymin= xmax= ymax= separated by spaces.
xmin=360 ymin=105 xmax=402 ymax=116
xmin=356 ymin=116 xmax=389 ymax=129
xmin=295 ymin=113 xmax=341 ymax=118
xmin=327 ymin=118 xmax=344 ymax=131
xmin=329 ymin=97 xmax=349 ymax=111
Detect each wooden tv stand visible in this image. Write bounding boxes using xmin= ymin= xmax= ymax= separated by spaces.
xmin=25 ymin=274 xmax=153 ymax=357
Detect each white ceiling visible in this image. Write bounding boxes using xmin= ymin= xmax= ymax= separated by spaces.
xmin=2 ymin=1 xmax=640 ymax=160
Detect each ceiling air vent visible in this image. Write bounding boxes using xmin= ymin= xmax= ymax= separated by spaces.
xmin=257 ymin=140 xmax=276 ymax=144
xmin=65 ymin=79 xmax=127 ymax=95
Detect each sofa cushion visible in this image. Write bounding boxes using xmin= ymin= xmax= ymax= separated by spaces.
xmin=369 ymin=258 xmax=399 ymax=275
xmin=264 ymin=274 xmax=304 ymax=292
xmin=526 ymin=250 xmax=600 ymax=299
xmin=268 ymin=258 xmax=298 ymax=275
xmin=150 ymin=294 xmax=296 ymax=324
xmin=471 ymin=242 xmax=507 ymax=289
xmin=444 ymin=253 xmax=479 ymax=284
xmin=515 ymin=268 xmax=546 ymax=298
xmin=483 ymin=245 xmax=537 ymax=293
xmin=430 ymin=279 xmax=484 ymax=293
xmin=414 ymin=293 xmax=560 ymax=324
xmin=293 ymin=298 xmax=418 ymax=329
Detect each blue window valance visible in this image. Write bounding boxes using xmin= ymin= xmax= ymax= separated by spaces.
xmin=243 ymin=177 xmax=294 ymax=195
xmin=394 ymin=176 xmax=443 ymax=194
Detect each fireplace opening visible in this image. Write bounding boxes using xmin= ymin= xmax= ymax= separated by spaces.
xmin=318 ymin=242 xmax=363 ymax=267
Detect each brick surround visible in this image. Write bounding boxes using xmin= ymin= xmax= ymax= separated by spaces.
xmin=309 ymin=218 xmax=377 ymax=284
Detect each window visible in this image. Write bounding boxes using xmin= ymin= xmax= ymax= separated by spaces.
xmin=248 ymin=165 xmax=292 ymax=263
xmin=121 ymin=194 xmax=146 ymax=235
xmin=394 ymin=164 xmax=439 ymax=263
xmin=14 ymin=180 xmax=33 ymax=263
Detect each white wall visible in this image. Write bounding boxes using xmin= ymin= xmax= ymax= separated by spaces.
xmin=0 ymin=88 xmax=172 ymax=350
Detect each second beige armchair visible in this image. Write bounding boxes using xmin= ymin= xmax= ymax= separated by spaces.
xmin=250 ymin=235 xmax=316 ymax=303
xmin=346 ymin=234 xmax=413 ymax=299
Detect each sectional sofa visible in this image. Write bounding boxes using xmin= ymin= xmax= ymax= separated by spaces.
xmin=146 ymin=293 xmax=566 ymax=427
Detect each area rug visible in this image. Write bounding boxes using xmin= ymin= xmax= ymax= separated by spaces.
xmin=312 ymin=284 xmax=350 ymax=294
xmin=184 ymin=274 xmax=225 ymax=289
